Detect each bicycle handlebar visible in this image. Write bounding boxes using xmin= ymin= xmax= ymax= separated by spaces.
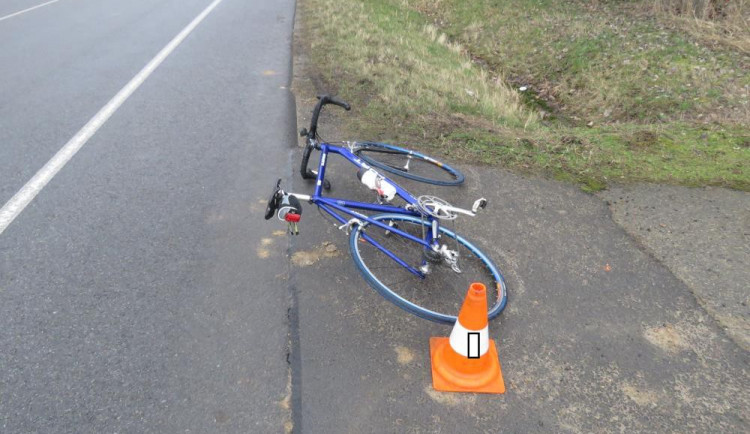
xmin=300 ymin=94 xmax=351 ymax=180
xmin=307 ymin=94 xmax=350 ymax=139
xmin=321 ymin=94 xmax=351 ymax=111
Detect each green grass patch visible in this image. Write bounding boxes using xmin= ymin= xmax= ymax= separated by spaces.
xmin=300 ymin=0 xmax=749 ymax=191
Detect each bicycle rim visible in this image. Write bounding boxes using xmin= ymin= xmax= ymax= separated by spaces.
xmin=349 ymin=214 xmax=507 ymax=323
xmin=354 ymin=142 xmax=464 ymax=186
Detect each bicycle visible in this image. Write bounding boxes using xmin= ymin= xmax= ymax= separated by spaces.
xmin=265 ymin=95 xmax=507 ymax=324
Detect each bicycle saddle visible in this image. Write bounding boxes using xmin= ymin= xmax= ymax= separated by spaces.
xmin=265 ymin=179 xmax=282 ymax=220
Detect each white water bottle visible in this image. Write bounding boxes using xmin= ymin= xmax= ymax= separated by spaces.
xmin=357 ymin=168 xmax=396 ymax=202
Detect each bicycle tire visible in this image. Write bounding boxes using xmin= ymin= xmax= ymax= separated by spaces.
xmin=354 ymin=142 xmax=465 ymax=186
xmin=349 ymin=213 xmax=507 ymax=323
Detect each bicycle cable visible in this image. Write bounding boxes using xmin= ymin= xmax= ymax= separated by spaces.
xmin=318 ymin=206 xmax=340 ymax=228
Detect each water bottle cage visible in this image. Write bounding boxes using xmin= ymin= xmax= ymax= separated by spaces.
xmin=358 ymin=168 xmax=395 ymax=203
xmin=373 ymin=179 xmax=385 ymax=200
xmin=374 ymin=185 xmax=388 ymax=203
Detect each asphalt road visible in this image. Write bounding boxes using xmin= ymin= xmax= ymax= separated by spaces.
xmin=0 ymin=0 xmax=296 ymax=431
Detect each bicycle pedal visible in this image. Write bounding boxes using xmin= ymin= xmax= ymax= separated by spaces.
xmin=472 ymin=197 xmax=488 ymax=213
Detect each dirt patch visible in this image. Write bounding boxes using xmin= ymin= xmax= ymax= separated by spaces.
xmin=423 ymin=385 xmax=477 ymax=407
xmin=290 ymin=241 xmax=340 ymax=267
xmin=394 ymin=346 xmax=415 ymax=365
xmin=256 ymin=237 xmax=275 ymax=259
xmin=643 ymin=324 xmax=688 ymax=353
xmin=621 ymin=383 xmax=660 ymax=407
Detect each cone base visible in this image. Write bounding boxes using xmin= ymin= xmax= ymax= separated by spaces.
xmin=429 ymin=337 xmax=505 ymax=394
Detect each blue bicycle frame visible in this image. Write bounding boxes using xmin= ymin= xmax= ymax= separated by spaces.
xmin=308 ymin=143 xmax=440 ymax=278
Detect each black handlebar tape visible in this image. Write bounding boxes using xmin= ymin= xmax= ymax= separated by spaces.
xmin=302 ymin=95 xmax=351 ymax=180
xmin=308 ymin=98 xmax=326 ymax=138
xmin=300 ymin=143 xmax=316 ymax=180
xmin=309 ymin=95 xmax=351 ymax=137
xmin=323 ymin=95 xmax=351 ymax=111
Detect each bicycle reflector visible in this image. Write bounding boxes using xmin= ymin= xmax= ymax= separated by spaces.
xmin=279 ymin=195 xmax=302 ymax=235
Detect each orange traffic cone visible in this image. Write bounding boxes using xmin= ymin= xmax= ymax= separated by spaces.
xmin=429 ymin=282 xmax=505 ymax=394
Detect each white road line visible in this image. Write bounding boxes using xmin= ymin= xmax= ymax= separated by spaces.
xmin=0 ymin=0 xmax=60 ymax=22
xmin=0 ymin=0 xmax=225 ymax=235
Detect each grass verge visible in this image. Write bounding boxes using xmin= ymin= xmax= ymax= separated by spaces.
xmin=299 ymin=0 xmax=749 ymax=191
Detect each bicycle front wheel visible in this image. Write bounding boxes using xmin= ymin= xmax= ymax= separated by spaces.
xmin=349 ymin=213 xmax=507 ymax=323
xmin=354 ymin=142 xmax=464 ymax=186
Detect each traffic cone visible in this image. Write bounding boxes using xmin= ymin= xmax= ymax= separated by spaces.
xmin=429 ymin=282 xmax=505 ymax=394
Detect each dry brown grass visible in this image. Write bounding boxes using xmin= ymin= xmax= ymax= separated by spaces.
xmin=653 ymin=0 xmax=750 ymax=52
xmin=305 ymin=0 xmax=533 ymax=128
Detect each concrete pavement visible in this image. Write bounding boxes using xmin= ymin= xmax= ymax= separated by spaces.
xmin=1 ymin=0 xmax=296 ymax=431
xmin=601 ymin=184 xmax=750 ymax=350
xmin=282 ymin=144 xmax=749 ymax=433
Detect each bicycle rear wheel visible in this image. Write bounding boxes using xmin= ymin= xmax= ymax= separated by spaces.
xmin=349 ymin=213 xmax=507 ymax=323
xmin=354 ymin=142 xmax=464 ymax=186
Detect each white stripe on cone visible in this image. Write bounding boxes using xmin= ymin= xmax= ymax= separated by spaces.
xmin=449 ymin=320 xmax=489 ymax=358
